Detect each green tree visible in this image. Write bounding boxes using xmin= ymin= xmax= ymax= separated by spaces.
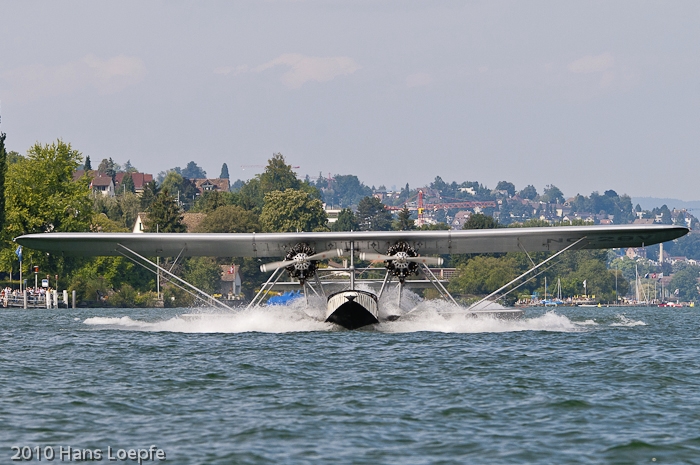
xmin=356 ymin=196 xmax=392 ymax=231
xmin=97 ymin=157 xmax=119 ymax=179
xmin=182 ymin=257 xmax=221 ymax=294
xmin=191 ymin=190 xmax=238 ymax=213
xmin=84 ymin=155 xmax=92 ymax=171
xmin=495 ymin=181 xmax=516 ymax=197
xmin=448 ymin=255 xmax=518 ymax=296
xmin=196 ymin=205 xmax=259 ymax=233
xmin=119 ymin=192 xmax=141 ymax=229
xmin=541 ymin=184 xmax=564 ymax=203
xmin=5 ymin=140 xmax=92 ymax=238
xmin=220 ymin=163 xmax=230 ymax=179
xmin=121 ymin=172 xmax=135 ymax=194
xmin=393 ymin=206 xmax=415 ymax=230
xmin=123 ymin=159 xmax=138 ymax=173
xmin=144 ymin=190 xmax=186 ymax=232
xmin=519 ymin=185 xmax=538 ymax=200
xmin=463 ymin=213 xmax=498 ymax=229
xmin=332 ymin=208 xmax=359 ymax=231
xmin=140 ymin=180 xmax=159 ymax=211
xmin=669 ymin=266 xmax=700 ymax=302
xmin=260 ymin=153 xmax=300 ymax=193
xmin=181 ymin=161 xmax=207 ymax=179
xmin=259 ymin=189 xmax=327 ymax=232
xmin=0 ymin=132 xmax=7 ymax=234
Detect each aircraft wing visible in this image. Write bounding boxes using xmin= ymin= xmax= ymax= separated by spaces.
xmin=14 ymin=224 xmax=688 ymax=258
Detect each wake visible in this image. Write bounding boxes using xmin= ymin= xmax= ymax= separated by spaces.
xmin=82 ymin=292 xmax=582 ymax=334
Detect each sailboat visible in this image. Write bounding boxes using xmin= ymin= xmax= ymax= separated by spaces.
xmin=542 ymin=277 xmax=565 ymax=306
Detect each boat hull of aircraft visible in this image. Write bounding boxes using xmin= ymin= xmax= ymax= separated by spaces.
xmin=325 ymin=290 xmax=379 ymax=330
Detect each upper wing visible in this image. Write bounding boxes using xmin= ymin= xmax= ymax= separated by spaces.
xmin=14 ymin=224 xmax=689 ymax=258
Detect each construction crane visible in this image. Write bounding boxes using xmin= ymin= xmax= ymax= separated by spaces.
xmin=241 ymin=164 xmax=301 ymax=170
xmin=386 ymin=190 xmax=496 ymax=213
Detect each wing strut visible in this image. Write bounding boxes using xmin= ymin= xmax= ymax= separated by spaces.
xmin=247 ymin=267 xmax=285 ymax=308
xmin=467 ymin=236 xmax=588 ymax=311
xmin=421 ymin=264 xmax=459 ymax=306
xmin=377 ymin=271 xmax=392 ymax=300
xmin=116 ymin=243 xmax=235 ymax=311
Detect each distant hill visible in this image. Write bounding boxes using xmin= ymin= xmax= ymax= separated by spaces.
xmin=632 ymin=197 xmax=700 ymax=211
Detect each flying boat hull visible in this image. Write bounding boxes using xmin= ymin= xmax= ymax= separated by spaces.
xmin=325 ymin=290 xmax=379 ymax=330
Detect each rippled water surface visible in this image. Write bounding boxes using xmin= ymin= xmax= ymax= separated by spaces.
xmin=2 ymin=304 xmax=700 ymax=464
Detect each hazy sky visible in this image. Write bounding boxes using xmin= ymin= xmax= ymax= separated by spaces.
xmin=1 ymin=1 xmax=698 ymax=200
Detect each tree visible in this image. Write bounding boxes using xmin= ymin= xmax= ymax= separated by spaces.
xmin=220 ymin=163 xmax=230 ymax=179
xmin=463 ymin=213 xmax=498 ymax=229
xmin=97 ymin=158 xmax=120 ymax=179
xmin=332 ymin=208 xmax=359 ymax=231
xmin=181 ymin=161 xmax=207 ymax=179
xmin=495 ymin=181 xmax=516 ymax=197
xmin=191 ymin=190 xmax=238 ymax=213
xmin=669 ymin=266 xmax=700 ymax=302
xmin=121 ymin=172 xmax=135 ymax=194
xmin=144 ymin=190 xmax=186 ymax=232
xmin=448 ymin=255 xmax=518 ymax=296
xmin=84 ymin=155 xmax=92 ymax=171
xmin=260 ymin=189 xmax=327 ymax=232
xmin=5 ymin=140 xmax=92 ymax=237
xmin=541 ymin=184 xmax=564 ymax=203
xmin=328 ymin=174 xmax=372 ymax=207
xmin=196 ymin=205 xmax=259 ymax=233
xmin=182 ymin=257 xmax=221 ymax=294
xmin=2 ymin=140 xmax=93 ymax=275
xmin=123 ymin=159 xmax=138 ymax=173
xmin=0 ymin=132 xmax=6 ymax=234
xmin=356 ymin=196 xmax=393 ymax=231
xmin=140 ymin=180 xmax=159 ymax=211
xmin=260 ymin=153 xmax=300 ymax=193
xmin=519 ymin=185 xmax=538 ymax=200
xmin=393 ymin=206 xmax=415 ymax=231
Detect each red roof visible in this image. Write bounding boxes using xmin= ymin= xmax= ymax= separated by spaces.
xmin=115 ymin=172 xmax=154 ymax=189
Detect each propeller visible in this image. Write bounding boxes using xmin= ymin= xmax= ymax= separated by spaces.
xmin=260 ymin=249 xmax=344 ymax=273
xmin=359 ymin=252 xmax=443 ymax=266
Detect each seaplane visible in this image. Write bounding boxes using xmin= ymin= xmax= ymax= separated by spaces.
xmin=15 ymin=224 xmax=688 ymax=329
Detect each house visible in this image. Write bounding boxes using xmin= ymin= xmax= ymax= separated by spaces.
xmin=181 ymin=213 xmax=206 ymax=232
xmin=220 ymin=265 xmax=242 ymax=299
xmin=451 ymin=211 xmax=471 ymax=229
xmin=133 ymin=213 xmax=148 ymax=233
xmin=133 ymin=212 xmax=206 ymax=233
xmin=115 ymin=172 xmax=154 ymax=195
xmin=324 ymin=205 xmax=342 ymax=224
xmin=90 ymin=175 xmax=115 ymax=197
xmin=192 ymin=178 xmax=230 ymax=194
xmin=626 ymin=247 xmax=647 ymax=259
xmin=633 ymin=218 xmax=655 ymax=225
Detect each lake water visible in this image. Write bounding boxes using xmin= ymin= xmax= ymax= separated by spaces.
xmin=1 ymin=303 xmax=699 ymax=464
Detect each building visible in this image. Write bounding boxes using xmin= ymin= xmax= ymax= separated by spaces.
xmin=114 ymin=172 xmax=154 ymax=195
xmin=324 ymin=205 xmax=342 ymax=224
xmin=133 ymin=212 xmax=206 ymax=233
xmin=90 ymin=175 xmax=115 ymax=197
xmin=451 ymin=211 xmax=471 ymax=229
xmin=192 ymin=178 xmax=230 ymax=194
xmin=220 ymin=265 xmax=242 ymax=299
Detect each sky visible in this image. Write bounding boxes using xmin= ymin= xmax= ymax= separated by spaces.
xmin=1 ymin=0 xmax=699 ymax=200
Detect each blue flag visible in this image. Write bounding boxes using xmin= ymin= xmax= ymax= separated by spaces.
xmin=15 ymin=245 xmax=22 ymax=263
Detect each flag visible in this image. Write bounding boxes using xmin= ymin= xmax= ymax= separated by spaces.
xmin=15 ymin=245 xmax=22 ymax=263
xmin=228 ymin=266 xmax=235 ymax=274
xmin=674 ymin=289 xmax=680 ymax=295
xmin=582 ymin=280 xmax=587 ymax=288
xmin=658 ymin=273 xmax=664 ymax=279
xmin=644 ymin=273 xmax=649 ymax=279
